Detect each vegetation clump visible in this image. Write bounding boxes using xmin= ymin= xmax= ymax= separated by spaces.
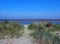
xmin=0 ymin=21 xmax=24 ymax=39
xmin=28 ymin=22 xmax=60 ymax=44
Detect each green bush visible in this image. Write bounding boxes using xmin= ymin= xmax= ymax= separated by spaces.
xmin=0 ymin=21 xmax=24 ymax=38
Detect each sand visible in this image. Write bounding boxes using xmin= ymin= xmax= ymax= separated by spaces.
xmin=0 ymin=25 xmax=37 ymax=44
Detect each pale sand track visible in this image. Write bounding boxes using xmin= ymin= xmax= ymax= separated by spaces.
xmin=0 ymin=25 xmax=37 ymax=44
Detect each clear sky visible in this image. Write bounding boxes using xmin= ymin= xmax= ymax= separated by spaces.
xmin=0 ymin=0 xmax=60 ymax=19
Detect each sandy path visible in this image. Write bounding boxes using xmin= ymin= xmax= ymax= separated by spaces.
xmin=0 ymin=25 xmax=37 ymax=44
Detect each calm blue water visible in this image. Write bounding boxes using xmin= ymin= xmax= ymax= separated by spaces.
xmin=51 ymin=22 xmax=60 ymax=24
xmin=0 ymin=20 xmax=60 ymax=24
xmin=20 ymin=21 xmax=32 ymax=24
xmin=19 ymin=21 xmax=60 ymax=24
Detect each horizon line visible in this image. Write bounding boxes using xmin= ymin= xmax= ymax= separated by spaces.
xmin=0 ymin=19 xmax=60 ymax=21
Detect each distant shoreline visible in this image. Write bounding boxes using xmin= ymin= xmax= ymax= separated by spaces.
xmin=0 ymin=19 xmax=60 ymax=24
xmin=0 ymin=19 xmax=60 ymax=21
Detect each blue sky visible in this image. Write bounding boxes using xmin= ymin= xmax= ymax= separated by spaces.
xmin=0 ymin=0 xmax=60 ymax=19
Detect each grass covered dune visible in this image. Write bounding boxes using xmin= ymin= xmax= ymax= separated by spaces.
xmin=0 ymin=21 xmax=24 ymax=38
xmin=0 ymin=21 xmax=60 ymax=44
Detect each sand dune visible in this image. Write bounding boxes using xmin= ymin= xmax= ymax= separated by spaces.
xmin=0 ymin=25 xmax=37 ymax=44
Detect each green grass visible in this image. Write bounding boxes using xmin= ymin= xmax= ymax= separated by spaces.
xmin=53 ymin=24 xmax=60 ymax=31
xmin=0 ymin=21 xmax=24 ymax=38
